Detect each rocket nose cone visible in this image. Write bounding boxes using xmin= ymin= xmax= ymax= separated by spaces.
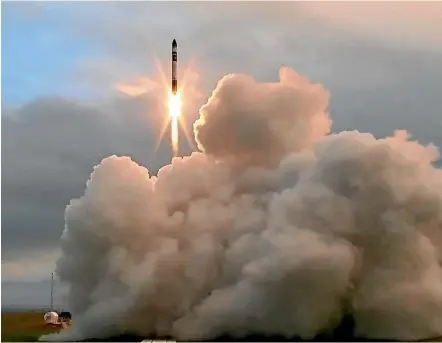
xmin=172 ymin=39 xmax=177 ymax=47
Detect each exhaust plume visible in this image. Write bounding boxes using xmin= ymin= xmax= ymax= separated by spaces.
xmin=41 ymin=67 xmax=442 ymax=342
xmin=194 ymin=68 xmax=331 ymax=166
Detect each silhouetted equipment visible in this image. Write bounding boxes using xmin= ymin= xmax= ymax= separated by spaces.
xmin=60 ymin=311 xmax=72 ymax=321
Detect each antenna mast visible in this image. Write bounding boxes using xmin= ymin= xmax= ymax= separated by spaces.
xmin=50 ymin=272 xmax=54 ymax=310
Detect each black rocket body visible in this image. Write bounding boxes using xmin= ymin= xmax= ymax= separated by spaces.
xmin=172 ymin=39 xmax=177 ymax=95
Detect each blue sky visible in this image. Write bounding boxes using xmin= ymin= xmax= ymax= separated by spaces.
xmin=2 ymin=2 xmax=104 ymax=105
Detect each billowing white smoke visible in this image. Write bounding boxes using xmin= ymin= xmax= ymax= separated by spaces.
xmin=41 ymin=67 xmax=442 ymax=342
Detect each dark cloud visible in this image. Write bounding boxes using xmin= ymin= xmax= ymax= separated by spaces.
xmin=2 ymin=279 xmax=68 ymax=309
xmin=2 ymin=95 xmax=188 ymax=261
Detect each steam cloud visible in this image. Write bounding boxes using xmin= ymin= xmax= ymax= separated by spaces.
xmin=41 ymin=67 xmax=442 ymax=342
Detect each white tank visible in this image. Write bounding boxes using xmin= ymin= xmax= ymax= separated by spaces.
xmin=43 ymin=311 xmax=59 ymax=324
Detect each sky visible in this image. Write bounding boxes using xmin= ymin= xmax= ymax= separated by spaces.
xmin=2 ymin=1 xmax=442 ymax=308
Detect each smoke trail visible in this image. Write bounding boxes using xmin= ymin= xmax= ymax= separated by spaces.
xmin=41 ymin=67 xmax=442 ymax=342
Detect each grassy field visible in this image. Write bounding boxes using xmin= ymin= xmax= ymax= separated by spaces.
xmin=1 ymin=312 xmax=62 ymax=342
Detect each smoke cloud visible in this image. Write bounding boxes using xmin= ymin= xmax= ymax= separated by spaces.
xmin=194 ymin=68 xmax=331 ymax=166
xmin=41 ymin=67 xmax=442 ymax=342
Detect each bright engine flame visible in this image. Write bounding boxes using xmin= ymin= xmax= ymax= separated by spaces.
xmin=116 ymin=56 xmax=199 ymax=157
xmin=168 ymin=90 xmax=182 ymax=156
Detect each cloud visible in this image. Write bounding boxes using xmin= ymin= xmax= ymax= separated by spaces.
xmin=1 ymin=95 xmax=181 ymax=262
xmin=2 ymin=249 xmax=60 ymax=283
xmin=194 ymin=67 xmax=331 ymax=165
xmin=54 ymin=2 xmax=442 ymax=147
xmin=2 ymin=280 xmax=68 ymax=309
xmin=2 ymin=249 xmax=69 ymax=309
xmin=2 ymin=2 xmax=442 ymax=308
xmin=300 ymin=2 xmax=442 ymax=52
xmin=41 ymin=67 xmax=442 ymax=342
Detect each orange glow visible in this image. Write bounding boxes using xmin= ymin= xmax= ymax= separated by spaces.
xmin=167 ymin=89 xmax=182 ymax=156
xmin=116 ymin=55 xmax=199 ymax=158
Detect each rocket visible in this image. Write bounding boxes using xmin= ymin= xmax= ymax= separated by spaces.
xmin=172 ymin=39 xmax=178 ymax=95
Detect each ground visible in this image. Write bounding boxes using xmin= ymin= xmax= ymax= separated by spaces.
xmin=2 ymin=311 xmax=441 ymax=342
xmin=0 ymin=311 xmax=386 ymax=342
xmin=1 ymin=312 xmax=61 ymax=342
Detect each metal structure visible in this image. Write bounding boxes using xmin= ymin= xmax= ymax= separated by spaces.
xmin=50 ymin=272 xmax=54 ymax=309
